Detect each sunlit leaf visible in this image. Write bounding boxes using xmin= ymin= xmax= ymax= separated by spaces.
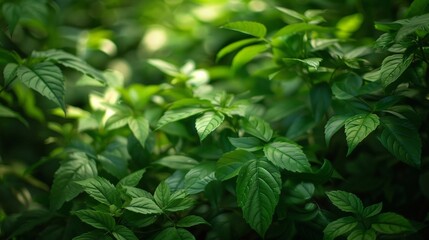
xmin=232 ymin=44 xmax=269 ymax=70
xmin=274 ymin=22 xmax=333 ymax=37
xmin=236 ymin=159 xmax=281 ymax=237
xmin=344 ymin=113 xmax=380 ymax=155
xmin=222 ymin=21 xmax=267 ymax=38
xmin=396 ymin=13 xmax=429 ymax=41
xmin=128 ymin=116 xmax=150 ymax=148
xmin=216 ymin=38 xmax=262 ymax=61
xmin=228 ymin=137 xmax=263 ymax=151
xmin=156 ymin=107 xmax=207 ymax=129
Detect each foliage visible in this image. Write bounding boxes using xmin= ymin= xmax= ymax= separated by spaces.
xmin=1 ymin=0 xmax=429 ymax=239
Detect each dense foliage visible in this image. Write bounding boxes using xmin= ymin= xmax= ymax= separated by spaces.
xmin=1 ymin=0 xmax=429 ymax=239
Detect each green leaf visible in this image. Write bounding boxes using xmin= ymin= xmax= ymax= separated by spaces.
xmin=216 ymin=38 xmax=262 ymax=61
xmin=154 ymin=227 xmax=195 ymax=240
xmin=274 ymin=22 xmax=332 ymax=37
xmin=379 ymin=54 xmax=413 ymax=87
xmin=2 ymin=3 xmax=21 ymax=34
xmin=176 ymin=215 xmax=210 ymax=228
xmin=332 ymin=73 xmax=362 ymax=100
xmin=284 ymin=182 xmax=315 ymax=205
xmin=222 ymin=21 xmax=267 ymax=38
xmin=362 ymin=203 xmax=383 ymax=218
xmin=147 ymin=59 xmax=179 ymax=77
xmin=17 ymin=62 xmax=65 ymax=112
xmin=379 ymin=116 xmax=421 ymax=167
xmin=6 ymin=209 xmax=54 ymax=238
xmin=156 ymin=107 xmax=207 ymax=129
xmin=112 ymin=225 xmax=138 ymax=240
xmin=406 ymin=0 xmax=429 ymax=17
xmin=310 ymin=82 xmax=332 ymax=121
xmin=236 ymin=159 xmax=282 ymax=237
xmin=117 ymin=169 xmax=146 ymax=187
xmin=3 ymin=63 xmax=19 ymax=87
xmin=325 ymin=115 xmax=349 ymax=146
xmin=72 ymin=231 xmax=111 ymax=240
xmin=32 ymin=49 xmax=105 ymax=82
xmin=50 ymin=152 xmax=98 ymax=210
xmin=195 ymin=111 xmax=224 ymax=141
xmin=232 ymin=44 xmax=269 ymax=70
xmin=323 ymin=216 xmax=358 ymax=240
xmin=228 ymin=137 xmax=263 ymax=151
xmin=347 ymin=229 xmax=376 ymax=240
xmin=276 ymin=7 xmax=306 ymax=21
xmin=97 ymin=154 xmax=128 ymax=180
xmin=77 ymin=176 xmax=121 ymax=206
xmin=154 ymin=155 xmax=199 ymax=170
xmin=184 ymin=162 xmax=216 ymax=194
xmin=263 ymin=141 xmax=311 ymax=173
xmin=215 ymin=149 xmax=255 ymax=181
xmin=240 ymin=116 xmax=273 ymax=142
xmin=125 ymin=197 xmax=163 ymax=214
xmin=283 ymin=58 xmax=323 ymax=69
xmin=396 ymin=13 xmax=429 ymax=41
xmin=73 ymin=210 xmax=115 ymax=231
xmin=128 ymin=116 xmax=150 ymax=148
xmin=0 ymin=104 xmax=28 ymax=127
xmin=326 ymin=190 xmax=364 ymax=214
xmin=371 ymin=212 xmax=415 ymax=234
xmin=344 ymin=113 xmax=380 ymax=155
xmin=164 ymin=194 xmax=195 ymax=212
xmin=154 ymin=181 xmax=171 ymax=209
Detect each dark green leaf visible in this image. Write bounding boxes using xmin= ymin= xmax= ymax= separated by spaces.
xmin=73 ymin=210 xmax=115 ymax=231
xmin=97 ymin=154 xmax=128 ymax=180
xmin=332 ymin=73 xmax=362 ymax=100
xmin=176 ymin=215 xmax=210 ymax=228
xmin=77 ymin=176 xmax=121 ymax=206
xmin=379 ymin=54 xmax=413 ymax=87
xmin=396 ymin=13 xmax=429 ymax=41
xmin=232 ymin=44 xmax=269 ymax=70
xmin=379 ymin=116 xmax=421 ymax=167
xmin=0 ymin=104 xmax=28 ymax=126
xmin=215 ymin=149 xmax=255 ymax=181
xmin=371 ymin=212 xmax=415 ymax=234
xmin=184 ymin=162 xmax=216 ymax=194
xmin=154 ymin=181 xmax=171 ymax=209
xmin=222 ymin=21 xmax=267 ymax=38
xmin=117 ymin=169 xmax=146 ymax=187
xmin=72 ymin=231 xmax=111 ymax=240
xmin=240 ymin=116 xmax=273 ymax=142
xmin=128 ymin=116 xmax=150 ymax=148
xmin=228 ymin=136 xmax=263 ymax=151
xmin=345 ymin=113 xmax=380 ymax=155
xmin=195 ymin=111 xmax=224 ymax=141
xmin=310 ymin=82 xmax=332 ymax=121
xmin=125 ymin=197 xmax=162 ymax=214
xmin=347 ymin=229 xmax=376 ymax=240
xmin=3 ymin=63 xmax=19 ymax=87
xmin=7 ymin=210 xmax=54 ymax=238
xmin=2 ymin=3 xmax=21 ymax=34
xmin=18 ymin=62 xmax=65 ymax=112
xmin=236 ymin=159 xmax=282 ymax=237
xmin=406 ymin=0 xmax=429 ymax=17
xmin=263 ymin=141 xmax=311 ymax=173
xmin=323 ymin=216 xmax=358 ymax=240
xmin=325 ymin=115 xmax=349 ymax=146
xmin=326 ymin=190 xmax=364 ymax=214
xmin=154 ymin=227 xmax=195 ymax=240
xmin=284 ymin=182 xmax=315 ymax=205
xmin=32 ymin=49 xmax=105 ymax=82
xmin=216 ymin=38 xmax=262 ymax=61
xmin=155 ymin=155 xmax=199 ymax=170
xmin=362 ymin=203 xmax=383 ymax=218
xmin=112 ymin=225 xmax=138 ymax=240
xmin=50 ymin=152 xmax=98 ymax=210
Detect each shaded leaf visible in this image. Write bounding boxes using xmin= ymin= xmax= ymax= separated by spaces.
xmin=77 ymin=176 xmax=121 ymax=206
xmin=310 ymin=82 xmax=332 ymax=121
xmin=240 ymin=116 xmax=273 ymax=142
xmin=176 ymin=215 xmax=210 ymax=228
xmin=236 ymin=159 xmax=281 ymax=237
xmin=324 ymin=216 xmax=358 ymax=240
xmin=325 ymin=115 xmax=349 ymax=146
xmin=155 ymin=155 xmax=199 ymax=170
xmin=112 ymin=225 xmax=138 ymax=240
xmin=3 ymin=63 xmax=19 ymax=87
xmin=147 ymin=59 xmax=179 ymax=77
xmin=73 ymin=210 xmax=115 ymax=231
xmin=362 ymin=203 xmax=383 ymax=218
xmin=184 ymin=162 xmax=216 ymax=194
xmin=326 ymin=190 xmax=364 ymax=214
xmin=347 ymin=229 xmax=376 ymax=240
xmin=222 ymin=21 xmax=267 ymax=38
xmin=125 ymin=197 xmax=162 ymax=214
xmin=72 ymin=231 xmax=111 ymax=240
xmin=0 ymin=104 xmax=28 ymax=126
xmin=264 ymin=141 xmax=311 ymax=173
xmin=195 ymin=111 xmax=224 ymax=141
xmin=228 ymin=137 xmax=263 ymax=151
xmin=371 ymin=212 xmax=415 ymax=234
xmin=117 ymin=169 xmax=146 ymax=187
xmin=215 ymin=149 xmax=255 ymax=181
xmin=379 ymin=54 xmax=413 ymax=87
xmin=344 ymin=113 xmax=380 ymax=155
xmin=154 ymin=227 xmax=195 ymax=240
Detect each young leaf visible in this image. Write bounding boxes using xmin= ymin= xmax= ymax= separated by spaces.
xmin=128 ymin=116 xmax=150 ymax=148
xmin=240 ymin=116 xmax=273 ymax=142
xmin=176 ymin=215 xmax=210 ymax=228
xmin=154 ymin=181 xmax=171 ymax=209
xmin=379 ymin=116 xmax=421 ymax=167
xmin=215 ymin=149 xmax=255 ymax=181
xmin=184 ymin=162 xmax=216 ymax=194
xmin=323 ymin=216 xmax=358 ymax=240
xmin=156 ymin=107 xmax=207 ymax=129
xmin=154 ymin=227 xmax=195 ymax=240
xmin=236 ymin=159 xmax=282 ymax=237
xmin=324 ymin=115 xmax=349 ymax=146
xmin=362 ymin=203 xmax=383 ymax=218
xmin=344 ymin=113 xmax=380 ymax=155
xmin=222 ymin=21 xmax=267 ymax=38
xmin=195 ymin=111 xmax=225 ymax=141
xmin=347 ymin=229 xmax=376 ymax=240
xmin=232 ymin=44 xmax=269 ymax=70
xmin=326 ymin=190 xmax=364 ymax=214
xmin=117 ymin=169 xmax=146 ymax=187
xmin=73 ymin=210 xmax=115 ymax=231
xmin=379 ymin=54 xmax=413 ymax=87
xmin=50 ymin=152 xmax=98 ymax=210
xmin=154 ymin=155 xmax=199 ymax=170
xmin=112 ymin=225 xmax=138 ymax=240
xmin=216 ymin=38 xmax=262 ymax=61
xmin=125 ymin=197 xmax=163 ymax=214
xmin=17 ymin=62 xmax=65 ymax=112
xmin=371 ymin=212 xmax=415 ymax=234
xmin=310 ymin=82 xmax=332 ymax=121
xmin=228 ymin=137 xmax=263 ymax=151
xmin=263 ymin=141 xmax=311 ymax=173
xmin=77 ymin=176 xmax=121 ymax=206
xmin=32 ymin=49 xmax=106 ymax=82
